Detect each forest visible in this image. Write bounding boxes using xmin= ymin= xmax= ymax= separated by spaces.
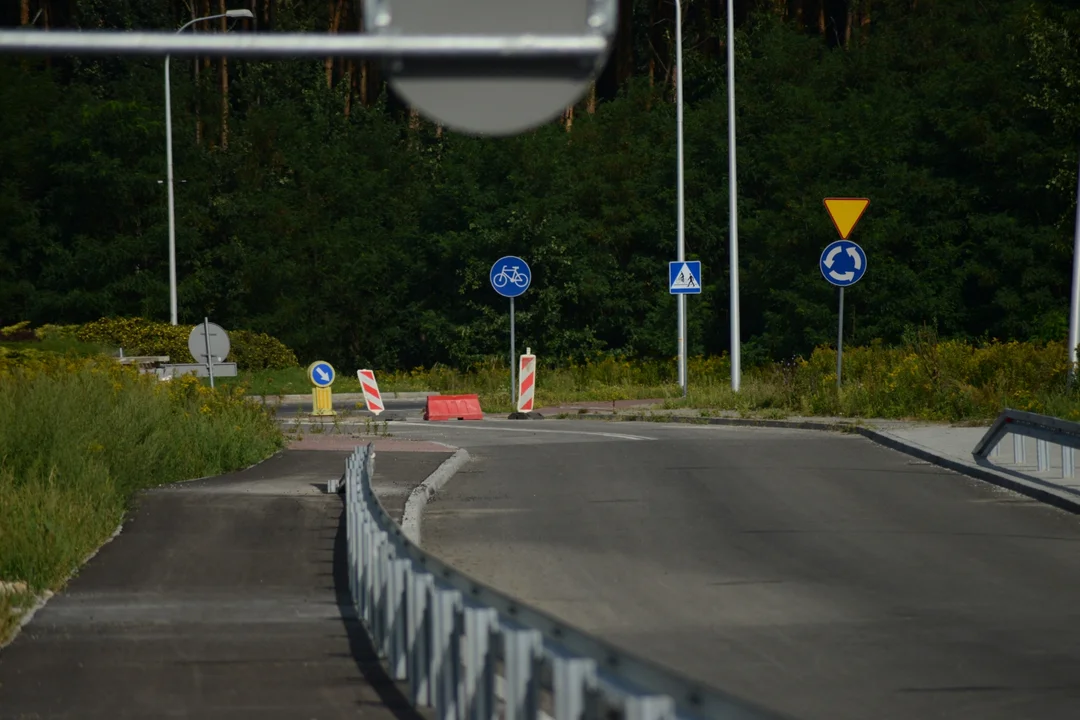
xmin=2 ymin=0 xmax=1080 ymax=371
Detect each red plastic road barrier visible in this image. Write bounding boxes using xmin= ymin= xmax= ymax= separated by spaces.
xmin=424 ymin=394 xmax=484 ymax=421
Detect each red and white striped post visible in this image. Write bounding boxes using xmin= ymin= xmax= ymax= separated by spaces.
xmin=517 ymin=348 xmax=536 ymax=413
xmin=357 ymin=369 xmax=384 ymax=416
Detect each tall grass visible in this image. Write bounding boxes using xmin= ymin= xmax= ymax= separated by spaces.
xmin=0 ymin=354 xmax=283 ymax=642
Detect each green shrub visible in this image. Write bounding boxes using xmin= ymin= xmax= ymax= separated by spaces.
xmin=72 ymin=317 xmax=298 ymax=370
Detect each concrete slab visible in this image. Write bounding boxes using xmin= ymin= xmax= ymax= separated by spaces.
xmin=0 ymin=450 xmax=435 ymax=720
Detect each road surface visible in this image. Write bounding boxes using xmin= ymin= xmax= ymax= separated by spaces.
xmin=0 ymin=446 xmax=448 ymax=719
xmin=387 ymin=418 xmax=1080 ymax=720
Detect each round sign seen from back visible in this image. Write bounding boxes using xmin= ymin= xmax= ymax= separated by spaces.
xmin=375 ymin=0 xmax=615 ymax=136
xmin=490 ymin=256 xmax=531 ymax=298
xmin=188 ymin=321 xmax=230 ymax=363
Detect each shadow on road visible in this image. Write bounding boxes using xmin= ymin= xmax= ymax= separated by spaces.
xmin=332 ymin=500 xmax=427 ymax=720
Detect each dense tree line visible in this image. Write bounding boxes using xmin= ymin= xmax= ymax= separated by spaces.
xmin=2 ymin=1 xmax=1079 ymax=370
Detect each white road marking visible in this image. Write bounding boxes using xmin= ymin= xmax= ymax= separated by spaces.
xmin=390 ymin=421 xmax=656 ymax=441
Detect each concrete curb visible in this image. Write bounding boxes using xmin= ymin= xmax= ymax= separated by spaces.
xmin=255 ymin=391 xmax=433 ymax=404
xmin=586 ymin=412 xmax=1080 ymax=515
xmin=400 ymin=448 xmax=471 ymax=546
xmin=854 ymin=426 xmax=1080 ymax=515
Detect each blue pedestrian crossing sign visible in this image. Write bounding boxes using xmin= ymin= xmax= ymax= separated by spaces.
xmin=308 ymin=361 xmax=336 ymax=388
xmin=819 ymin=240 xmax=867 ymax=287
xmin=669 ymin=261 xmax=702 ymax=294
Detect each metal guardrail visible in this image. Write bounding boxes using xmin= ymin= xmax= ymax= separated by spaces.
xmin=973 ymin=408 xmax=1080 ymax=479
xmin=342 ymin=443 xmax=785 ymax=720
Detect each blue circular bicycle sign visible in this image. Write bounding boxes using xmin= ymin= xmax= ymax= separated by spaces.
xmin=490 ymin=256 xmax=531 ymax=298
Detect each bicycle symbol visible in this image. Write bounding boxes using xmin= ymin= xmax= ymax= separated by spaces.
xmin=492 ymin=265 xmax=530 ymax=289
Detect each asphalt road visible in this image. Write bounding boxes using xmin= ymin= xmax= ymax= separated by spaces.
xmin=0 ymin=449 xmax=446 ymax=719
xmin=389 ymin=419 xmax=1080 ymax=720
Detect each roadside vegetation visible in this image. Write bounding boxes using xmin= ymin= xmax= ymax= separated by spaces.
xmin=0 ymin=339 xmax=283 ymax=644
xmin=231 ymin=329 xmax=1080 ymax=423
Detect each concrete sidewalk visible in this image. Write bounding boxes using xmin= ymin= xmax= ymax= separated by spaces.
xmin=0 ymin=444 xmax=447 ymax=719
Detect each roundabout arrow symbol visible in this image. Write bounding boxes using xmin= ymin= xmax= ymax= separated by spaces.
xmin=846 ymin=246 xmax=862 ymax=270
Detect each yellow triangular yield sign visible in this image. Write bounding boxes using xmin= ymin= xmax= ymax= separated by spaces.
xmin=824 ymin=198 xmax=870 ymax=239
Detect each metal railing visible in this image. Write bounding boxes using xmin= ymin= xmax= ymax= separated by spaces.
xmin=973 ymin=408 xmax=1080 ymax=479
xmin=342 ymin=443 xmax=784 ymax=720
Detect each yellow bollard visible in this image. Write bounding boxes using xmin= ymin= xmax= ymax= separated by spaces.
xmin=307 ymin=361 xmax=337 ymax=416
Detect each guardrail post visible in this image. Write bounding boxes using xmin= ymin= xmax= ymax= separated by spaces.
xmin=1037 ymin=439 xmax=1051 ymax=472
xmin=1014 ymin=433 xmax=1026 ymax=465
xmin=553 ymin=652 xmax=597 ymax=720
xmin=431 ymin=586 xmax=464 ymax=720
xmin=624 ymin=695 xmax=676 ymax=720
xmin=389 ymin=558 xmax=411 ymax=680
xmin=1065 ymin=445 xmax=1076 ymax=479
xmin=463 ymin=605 xmax=498 ymax=720
xmin=376 ymin=541 xmax=396 ymax=656
xmin=503 ymin=626 xmax=543 ymax=720
xmin=409 ymin=569 xmax=436 ymax=706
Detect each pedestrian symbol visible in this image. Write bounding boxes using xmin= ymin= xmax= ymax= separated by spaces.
xmin=669 ymin=261 xmax=702 ymax=295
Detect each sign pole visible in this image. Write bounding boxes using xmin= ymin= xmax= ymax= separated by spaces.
xmin=1069 ymin=150 xmax=1080 ymax=385
xmin=510 ymin=297 xmax=516 ymax=405
xmin=836 ymin=289 xmax=844 ymax=390
xmin=203 ymin=317 xmax=215 ymax=389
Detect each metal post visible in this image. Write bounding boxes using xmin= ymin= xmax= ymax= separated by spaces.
xmin=164 ymin=12 xmax=250 ymax=326
xmin=204 ymin=317 xmax=215 ymax=389
xmin=510 ymin=297 xmax=516 ymax=405
xmin=1069 ymin=151 xmax=1080 ymax=383
xmin=165 ymin=53 xmax=178 ymax=326
xmin=836 ymin=288 xmax=844 ymax=390
xmin=675 ymin=0 xmax=687 ymax=396
xmin=727 ymin=0 xmax=741 ymax=393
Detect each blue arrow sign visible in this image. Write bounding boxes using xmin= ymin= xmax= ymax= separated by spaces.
xmin=819 ymin=240 xmax=867 ymax=287
xmin=669 ymin=261 xmax=702 ymax=295
xmin=490 ymin=256 xmax=531 ymax=298
xmin=309 ymin=361 xmax=335 ymax=388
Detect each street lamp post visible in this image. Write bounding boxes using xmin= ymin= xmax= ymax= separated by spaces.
xmin=165 ymin=9 xmax=252 ymax=326
xmin=675 ymin=0 xmax=687 ymax=394
xmin=1069 ymin=152 xmax=1080 ymax=383
xmin=674 ymin=0 xmax=740 ymax=394
xmin=726 ymin=0 xmax=740 ymax=392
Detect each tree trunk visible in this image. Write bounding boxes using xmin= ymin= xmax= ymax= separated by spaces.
xmin=20 ymin=0 xmax=29 ymax=25
xmin=218 ymin=2 xmax=229 ymax=150
xmin=845 ymin=0 xmax=853 ymax=47
xmin=326 ymin=0 xmax=344 ymax=89
xmin=817 ymin=0 xmax=826 ymax=35
xmin=586 ymin=82 xmax=596 ymax=115
xmin=194 ymin=1 xmax=203 ymax=146
xmin=565 ymin=106 xmax=574 ymax=132
xmin=344 ymin=60 xmax=353 ymax=117
xmin=860 ymin=0 xmax=871 ymax=44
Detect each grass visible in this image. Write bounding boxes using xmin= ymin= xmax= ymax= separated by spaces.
xmin=0 ymin=356 xmax=284 ymax=644
xmin=234 ymin=334 xmax=1080 ymax=422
